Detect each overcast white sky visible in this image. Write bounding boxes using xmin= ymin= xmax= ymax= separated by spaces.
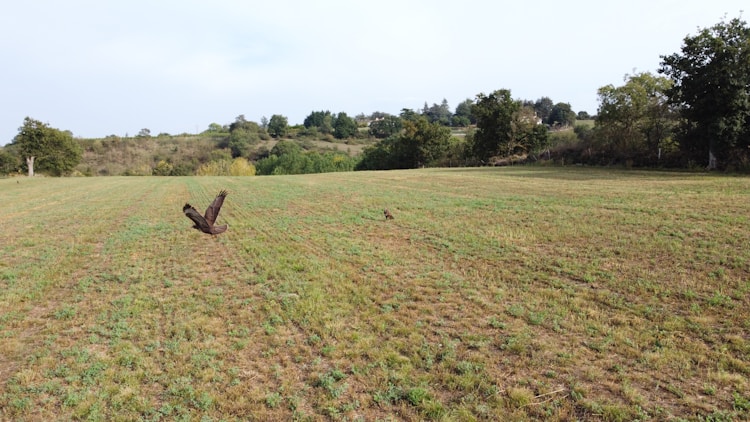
xmin=0 ymin=1 xmax=746 ymax=142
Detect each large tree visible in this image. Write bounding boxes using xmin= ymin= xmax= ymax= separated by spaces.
xmin=470 ymin=89 xmax=520 ymax=162
xmin=548 ymin=102 xmax=577 ymax=127
xmin=659 ymin=16 xmax=750 ymax=169
xmin=533 ymin=97 xmax=554 ymax=124
xmin=303 ymin=110 xmax=333 ymax=133
xmin=333 ymin=112 xmax=357 ymax=139
xmin=453 ymin=98 xmax=475 ymax=126
xmin=356 ymin=116 xmax=452 ymax=169
xmin=596 ymin=72 xmax=677 ymax=164
xmin=225 ymin=115 xmax=262 ymax=157
xmin=267 ymin=114 xmax=289 ymax=138
xmin=0 ymin=147 xmax=20 ymax=174
xmin=368 ymin=115 xmax=403 ymax=139
xmin=12 ymin=117 xmax=82 ymax=176
xmin=423 ymin=99 xmax=452 ymax=126
xmin=511 ymin=106 xmax=550 ymax=160
xmin=401 ymin=116 xmax=452 ymax=167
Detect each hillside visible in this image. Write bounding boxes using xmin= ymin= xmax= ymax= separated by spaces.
xmin=75 ymin=133 xmax=370 ymax=176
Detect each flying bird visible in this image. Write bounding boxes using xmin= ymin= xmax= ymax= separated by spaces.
xmin=384 ymin=208 xmax=394 ymax=220
xmin=183 ymin=190 xmax=229 ymax=234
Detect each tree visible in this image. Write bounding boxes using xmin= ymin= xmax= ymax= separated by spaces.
xmin=333 ymin=112 xmax=357 ymax=139
xmin=534 ymin=97 xmax=554 ymax=124
xmin=267 ymin=114 xmax=288 ymax=138
xmin=225 ymin=116 xmax=262 ymax=157
xmin=356 ymin=116 xmax=452 ymax=169
xmin=227 ymin=128 xmax=259 ymax=158
xmin=423 ymin=99 xmax=452 ymax=126
xmin=12 ymin=117 xmax=82 ymax=176
xmin=204 ymin=122 xmax=225 ymax=133
xmin=229 ymin=115 xmax=254 ymax=132
xmin=470 ymin=89 xmax=520 ymax=162
xmin=659 ymin=16 xmax=750 ymax=169
xmin=271 ymin=140 xmax=302 ymax=157
xmin=137 ymin=128 xmax=151 ymax=138
xmin=596 ymin=72 xmax=677 ymax=164
xmin=400 ymin=108 xmax=420 ymax=121
xmin=402 ymin=117 xmax=452 ymax=166
xmin=356 ymin=137 xmax=398 ymax=170
xmin=369 ymin=115 xmax=403 ymax=138
xmin=577 ymin=111 xmax=591 ymax=120
xmin=303 ymin=110 xmax=333 ymax=130
xmin=454 ymin=98 xmax=475 ymax=126
xmin=0 ymin=147 xmax=20 ymax=174
xmin=511 ymin=106 xmax=549 ymax=159
xmin=548 ymin=102 xmax=577 ymax=127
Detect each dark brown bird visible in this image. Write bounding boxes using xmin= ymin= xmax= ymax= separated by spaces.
xmin=384 ymin=208 xmax=394 ymax=220
xmin=183 ymin=190 xmax=229 ymax=234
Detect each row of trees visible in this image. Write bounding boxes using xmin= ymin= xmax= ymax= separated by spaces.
xmin=573 ymin=16 xmax=750 ymax=169
xmin=356 ymin=91 xmax=556 ymax=170
xmin=3 ymin=16 xmax=747 ymax=175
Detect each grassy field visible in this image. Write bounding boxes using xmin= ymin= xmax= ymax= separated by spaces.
xmin=1 ymin=167 xmax=749 ymax=421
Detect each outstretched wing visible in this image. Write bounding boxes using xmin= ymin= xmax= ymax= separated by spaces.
xmin=183 ymin=204 xmax=212 ymax=233
xmin=204 ymin=190 xmax=228 ymax=226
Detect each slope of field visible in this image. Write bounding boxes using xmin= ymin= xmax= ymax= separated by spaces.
xmin=1 ymin=168 xmax=749 ymax=420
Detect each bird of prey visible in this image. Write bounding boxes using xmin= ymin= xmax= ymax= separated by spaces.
xmin=183 ymin=190 xmax=229 ymax=234
xmin=384 ymin=208 xmax=394 ymax=220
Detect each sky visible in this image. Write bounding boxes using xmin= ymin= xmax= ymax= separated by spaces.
xmin=0 ymin=1 xmax=746 ymax=143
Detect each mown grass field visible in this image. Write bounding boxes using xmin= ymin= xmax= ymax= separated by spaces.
xmin=1 ymin=167 xmax=749 ymax=421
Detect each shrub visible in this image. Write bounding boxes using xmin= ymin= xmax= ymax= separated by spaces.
xmin=196 ymin=158 xmax=256 ymax=176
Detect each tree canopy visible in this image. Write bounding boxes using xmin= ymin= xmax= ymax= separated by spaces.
xmin=333 ymin=112 xmax=358 ymax=139
xmin=595 ymin=72 xmax=677 ymax=165
xmin=467 ymin=90 xmax=552 ymax=163
xmin=267 ymin=114 xmax=289 ymax=138
xmin=470 ymin=89 xmax=520 ymax=162
xmin=453 ymin=98 xmax=475 ymax=126
xmin=534 ymin=97 xmax=554 ymax=124
xmin=659 ymin=16 xmax=750 ymax=169
xmin=303 ymin=111 xmax=333 ymax=134
xmin=12 ymin=117 xmax=82 ymax=176
xmin=548 ymin=102 xmax=576 ymax=127
xmin=224 ymin=115 xmax=264 ymax=157
xmin=368 ymin=115 xmax=403 ymax=139
xmin=357 ymin=116 xmax=453 ymax=170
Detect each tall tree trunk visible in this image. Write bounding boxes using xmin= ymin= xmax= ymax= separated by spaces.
xmin=26 ymin=156 xmax=35 ymax=177
xmin=707 ymin=150 xmax=717 ymax=170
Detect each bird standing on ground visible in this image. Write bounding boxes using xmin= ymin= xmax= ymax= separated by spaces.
xmin=183 ymin=190 xmax=229 ymax=234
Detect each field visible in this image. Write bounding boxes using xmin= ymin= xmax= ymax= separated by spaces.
xmin=1 ymin=167 xmax=749 ymax=421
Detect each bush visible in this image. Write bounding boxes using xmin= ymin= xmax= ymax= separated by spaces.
xmin=229 ymin=157 xmax=256 ymax=176
xmin=197 ymin=158 xmax=256 ymax=176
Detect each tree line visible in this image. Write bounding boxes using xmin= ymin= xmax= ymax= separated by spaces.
xmin=2 ymin=15 xmax=748 ymax=175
